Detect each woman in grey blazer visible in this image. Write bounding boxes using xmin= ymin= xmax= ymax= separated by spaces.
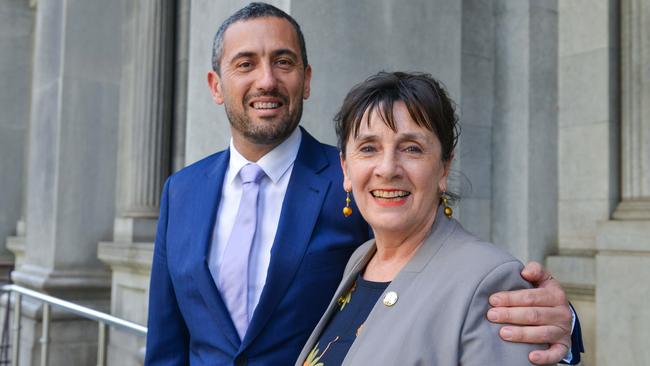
xmin=296 ymin=72 xmax=548 ymax=366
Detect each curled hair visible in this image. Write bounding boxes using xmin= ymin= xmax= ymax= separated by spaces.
xmin=211 ymin=2 xmax=308 ymax=74
xmin=335 ymin=71 xmax=459 ymax=161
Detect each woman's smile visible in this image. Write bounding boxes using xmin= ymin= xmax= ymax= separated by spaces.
xmin=370 ymin=189 xmax=411 ymax=206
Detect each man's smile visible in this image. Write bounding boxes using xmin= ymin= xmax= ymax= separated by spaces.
xmin=252 ymin=101 xmax=282 ymax=109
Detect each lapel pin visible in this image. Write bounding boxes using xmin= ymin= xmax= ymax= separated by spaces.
xmin=383 ymin=291 xmax=398 ymax=307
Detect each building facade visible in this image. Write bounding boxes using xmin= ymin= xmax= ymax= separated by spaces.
xmin=0 ymin=0 xmax=648 ymax=365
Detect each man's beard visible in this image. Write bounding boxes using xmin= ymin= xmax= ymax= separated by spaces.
xmin=225 ymin=91 xmax=303 ymax=145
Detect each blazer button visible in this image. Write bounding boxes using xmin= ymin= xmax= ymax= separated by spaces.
xmin=235 ymin=356 xmax=247 ymax=366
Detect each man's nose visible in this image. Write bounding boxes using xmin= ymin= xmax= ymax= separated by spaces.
xmin=255 ymin=63 xmax=278 ymax=91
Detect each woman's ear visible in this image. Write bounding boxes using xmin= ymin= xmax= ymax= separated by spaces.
xmin=340 ymin=153 xmax=352 ymax=192
xmin=438 ymin=153 xmax=454 ymax=192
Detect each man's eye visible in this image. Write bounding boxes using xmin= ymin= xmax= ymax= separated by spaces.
xmin=238 ymin=61 xmax=253 ymax=69
xmin=359 ymin=145 xmax=376 ymax=153
xmin=276 ymin=59 xmax=294 ymax=67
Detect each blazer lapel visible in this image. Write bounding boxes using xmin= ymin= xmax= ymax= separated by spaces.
xmin=242 ymin=130 xmax=331 ymax=349
xmin=398 ymin=208 xmax=455 ymax=274
xmin=343 ymin=208 xmax=455 ymax=365
xmin=188 ymin=149 xmax=241 ymax=349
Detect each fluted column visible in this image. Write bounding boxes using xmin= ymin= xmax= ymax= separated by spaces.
xmin=596 ymin=0 xmax=650 ymax=363
xmin=98 ymin=1 xmax=175 ymax=365
xmin=113 ymin=0 xmax=174 ymax=242
xmin=613 ymin=0 xmax=650 ymax=220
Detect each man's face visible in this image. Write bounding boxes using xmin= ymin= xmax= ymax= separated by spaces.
xmin=208 ymin=17 xmax=312 ymax=149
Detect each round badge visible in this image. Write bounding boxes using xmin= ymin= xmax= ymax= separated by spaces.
xmin=383 ymin=291 xmax=398 ymax=307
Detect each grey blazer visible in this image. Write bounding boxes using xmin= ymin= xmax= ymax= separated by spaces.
xmin=296 ymin=208 xmax=548 ymax=365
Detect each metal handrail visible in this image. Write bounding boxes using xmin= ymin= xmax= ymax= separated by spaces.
xmin=1 ymin=284 xmax=147 ymax=366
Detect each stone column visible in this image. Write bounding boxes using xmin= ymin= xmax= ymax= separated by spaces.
xmin=8 ymin=0 xmax=122 ymax=364
xmin=112 ymin=0 xmax=174 ymax=244
xmin=97 ymin=1 xmax=175 ymax=365
xmin=613 ymin=0 xmax=650 ymax=219
xmin=596 ymin=0 xmax=650 ymax=363
xmin=0 ymin=0 xmax=35 ymax=280
xmin=454 ymin=0 xmax=495 ymax=242
xmin=546 ymin=1 xmax=620 ymax=364
xmin=172 ymin=0 xmax=189 ymax=173
xmin=491 ymin=0 xmax=559 ymax=263
xmin=0 ymin=1 xmax=34 ymax=360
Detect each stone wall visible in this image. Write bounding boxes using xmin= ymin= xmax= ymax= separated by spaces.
xmin=547 ymin=1 xmax=621 ymax=364
xmin=0 ymin=0 xmax=34 ymax=278
xmin=1 ymin=0 xmax=649 ymax=365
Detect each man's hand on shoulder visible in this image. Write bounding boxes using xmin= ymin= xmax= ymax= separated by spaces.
xmin=487 ymin=261 xmax=573 ymax=365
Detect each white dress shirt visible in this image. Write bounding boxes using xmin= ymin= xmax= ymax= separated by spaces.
xmin=208 ymin=127 xmax=302 ymax=322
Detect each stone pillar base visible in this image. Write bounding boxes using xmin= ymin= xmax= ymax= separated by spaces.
xmin=596 ymin=220 xmax=650 ymax=365
xmin=98 ymin=242 xmax=153 ymax=366
xmin=5 ymin=234 xmax=25 ymax=278
xmin=11 ymin=265 xmax=110 ymax=300
xmin=612 ymin=199 xmax=650 ymax=220
xmin=113 ymin=218 xmax=158 ymax=243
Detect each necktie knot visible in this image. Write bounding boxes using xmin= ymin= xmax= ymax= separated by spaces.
xmin=239 ymin=163 xmax=265 ymax=184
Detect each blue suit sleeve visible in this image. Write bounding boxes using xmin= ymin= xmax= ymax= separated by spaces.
xmin=560 ymin=303 xmax=584 ymax=365
xmin=144 ymin=178 xmax=190 ymax=365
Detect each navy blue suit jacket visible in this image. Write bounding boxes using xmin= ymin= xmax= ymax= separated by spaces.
xmin=145 ymin=129 xmax=370 ymax=365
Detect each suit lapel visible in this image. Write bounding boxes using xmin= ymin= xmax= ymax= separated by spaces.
xmin=298 ymin=241 xmax=376 ymax=363
xmin=242 ymin=130 xmax=331 ymax=349
xmin=188 ymin=149 xmax=241 ymax=349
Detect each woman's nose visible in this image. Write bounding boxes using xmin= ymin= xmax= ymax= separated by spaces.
xmin=374 ymin=151 xmax=400 ymax=179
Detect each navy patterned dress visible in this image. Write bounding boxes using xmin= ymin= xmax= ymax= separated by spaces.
xmin=303 ymin=274 xmax=390 ymax=366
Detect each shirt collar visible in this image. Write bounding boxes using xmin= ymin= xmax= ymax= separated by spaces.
xmin=227 ymin=127 xmax=302 ymax=184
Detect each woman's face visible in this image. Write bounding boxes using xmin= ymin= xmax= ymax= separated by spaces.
xmin=341 ymin=101 xmax=451 ymax=237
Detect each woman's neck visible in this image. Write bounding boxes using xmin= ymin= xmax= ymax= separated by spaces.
xmin=363 ymin=211 xmax=437 ymax=282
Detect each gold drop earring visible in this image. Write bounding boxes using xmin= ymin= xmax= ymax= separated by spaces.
xmin=441 ymin=192 xmax=453 ymax=218
xmin=343 ymin=191 xmax=353 ymax=217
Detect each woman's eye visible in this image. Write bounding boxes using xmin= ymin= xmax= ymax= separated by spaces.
xmin=404 ymin=145 xmax=423 ymax=153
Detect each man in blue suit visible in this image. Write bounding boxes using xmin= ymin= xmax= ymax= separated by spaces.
xmin=145 ymin=3 xmax=582 ymax=365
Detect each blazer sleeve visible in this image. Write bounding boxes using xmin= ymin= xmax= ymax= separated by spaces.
xmin=144 ymin=178 xmax=190 ymax=365
xmin=460 ymin=261 xmax=549 ymax=366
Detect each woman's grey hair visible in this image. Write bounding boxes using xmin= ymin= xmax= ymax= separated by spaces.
xmin=211 ymin=2 xmax=309 ymax=75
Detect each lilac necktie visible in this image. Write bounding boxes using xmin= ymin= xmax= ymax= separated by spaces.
xmin=219 ymin=163 xmax=265 ymax=340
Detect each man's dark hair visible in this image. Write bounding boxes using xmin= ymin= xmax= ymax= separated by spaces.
xmin=335 ymin=71 xmax=460 ymax=161
xmin=211 ymin=2 xmax=308 ymax=75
